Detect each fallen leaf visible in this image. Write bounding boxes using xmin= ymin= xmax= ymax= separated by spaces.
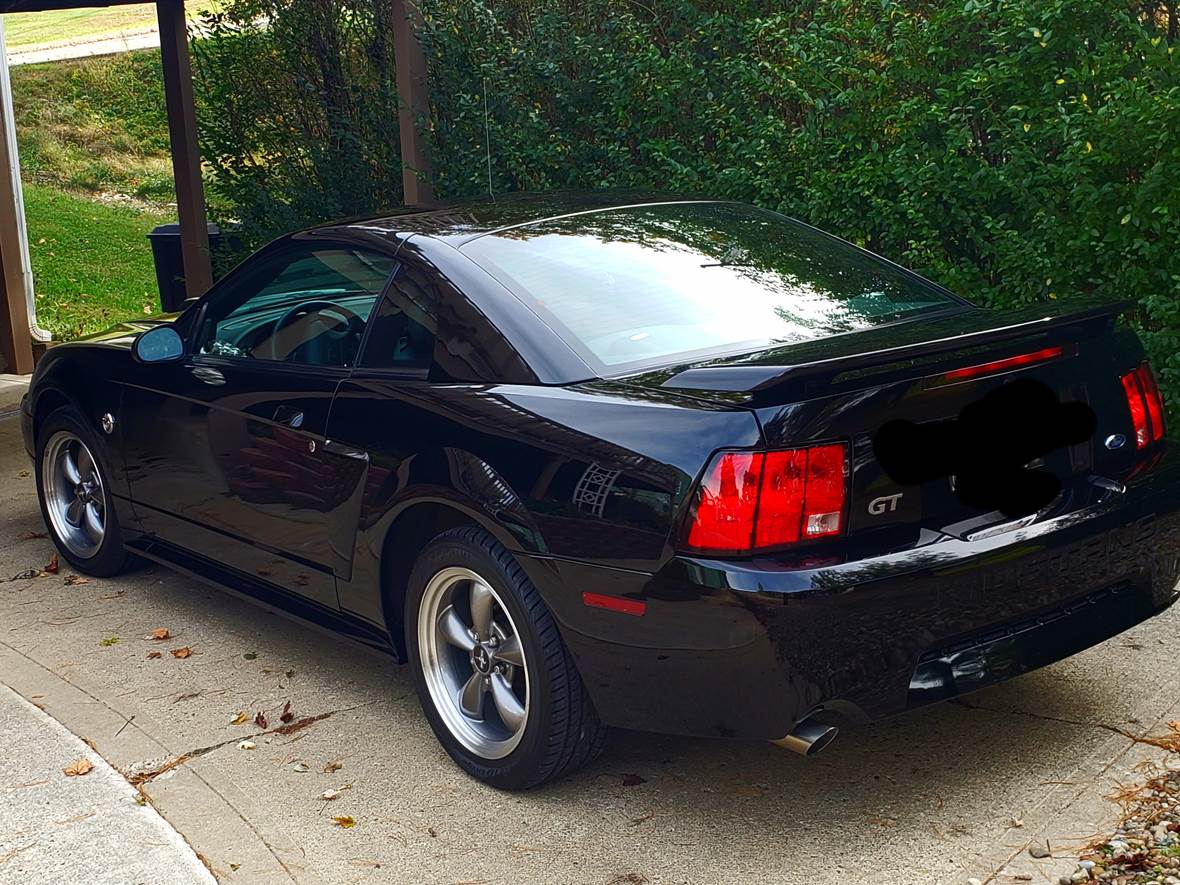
xmin=292 ymin=763 xmax=309 ymax=773
xmin=64 ymin=574 xmax=89 ymax=586
xmin=243 ymin=652 xmax=257 ymax=661
xmin=238 ymin=740 xmax=256 ymax=751
xmin=45 ymin=554 xmax=59 ymax=574
xmin=146 ymin=628 xmax=171 ymax=641
xmin=229 ymin=863 xmax=240 ymax=872
xmin=621 ymin=773 xmax=646 ymax=787
xmin=12 ymin=569 xmax=44 ymax=580
xmin=230 ymin=713 xmax=249 ymax=726
xmin=254 ymin=711 xmax=268 ymax=729
xmin=280 ymin=701 xmax=294 ymax=724
xmin=321 ymin=789 xmax=341 ymax=801
xmin=134 ymin=794 xmax=147 ymax=806
xmin=170 ymin=647 xmax=192 ymax=659
xmin=100 ymin=636 xmax=120 ymax=647
xmin=333 ymin=815 xmax=356 ymax=829
xmin=323 ymin=760 xmax=343 ymax=774
xmin=146 ymin=651 xmax=162 ymax=660
xmin=63 ymin=758 xmax=93 ymax=777
xmin=19 ymin=530 xmax=47 ymax=541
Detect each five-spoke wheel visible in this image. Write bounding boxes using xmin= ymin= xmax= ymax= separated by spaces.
xmin=42 ymin=430 xmax=106 ymax=559
xmin=417 ymin=566 xmax=530 ymax=759
xmin=35 ymin=406 xmax=131 ymax=577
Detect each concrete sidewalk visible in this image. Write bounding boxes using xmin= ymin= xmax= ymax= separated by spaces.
xmin=0 ymin=374 xmax=27 ymax=415
xmin=7 ymin=28 xmax=160 ymax=66
xmin=0 ymin=683 xmax=214 ymax=885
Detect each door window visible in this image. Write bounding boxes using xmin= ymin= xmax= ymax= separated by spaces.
xmin=198 ymin=246 xmax=396 ymax=368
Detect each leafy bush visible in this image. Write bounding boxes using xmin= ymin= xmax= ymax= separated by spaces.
xmin=192 ymin=0 xmax=403 ymax=251
xmin=200 ymin=0 xmax=1180 ymax=407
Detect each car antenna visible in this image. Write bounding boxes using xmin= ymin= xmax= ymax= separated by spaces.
xmin=483 ymin=76 xmax=496 ymax=202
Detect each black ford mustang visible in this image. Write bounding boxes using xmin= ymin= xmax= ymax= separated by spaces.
xmin=20 ymin=194 xmax=1180 ymax=788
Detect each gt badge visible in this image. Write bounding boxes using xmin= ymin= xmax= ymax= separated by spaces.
xmin=868 ymin=492 xmax=903 ymax=515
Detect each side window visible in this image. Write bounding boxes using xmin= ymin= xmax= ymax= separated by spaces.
xmin=198 ymin=246 xmax=396 ymax=368
xmin=358 ymin=288 xmax=435 ymax=371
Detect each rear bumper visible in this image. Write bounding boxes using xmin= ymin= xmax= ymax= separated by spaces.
xmin=519 ymin=445 xmax=1180 ymax=741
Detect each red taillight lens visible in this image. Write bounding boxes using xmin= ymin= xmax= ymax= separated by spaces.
xmin=1121 ymin=361 xmax=1166 ymax=449
xmin=754 ymin=449 xmax=807 ymax=547
xmin=800 ymin=444 xmax=847 ymax=539
xmin=684 ymin=444 xmax=848 ymax=554
xmin=1138 ymin=363 xmax=1166 ymax=443
xmin=685 ymin=452 xmax=762 ymax=552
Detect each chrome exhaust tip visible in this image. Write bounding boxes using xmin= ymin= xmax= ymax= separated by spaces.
xmin=772 ymin=719 xmax=839 ymax=756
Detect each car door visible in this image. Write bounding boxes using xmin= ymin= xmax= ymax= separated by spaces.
xmin=121 ymin=240 xmax=397 ymax=609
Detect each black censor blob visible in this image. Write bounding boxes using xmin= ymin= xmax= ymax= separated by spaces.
xmin=872 ymin=378 xmax=1097 ymax=519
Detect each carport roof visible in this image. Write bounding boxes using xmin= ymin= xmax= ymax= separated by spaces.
xmin=0 ymin=1 xmax=146 ymax=10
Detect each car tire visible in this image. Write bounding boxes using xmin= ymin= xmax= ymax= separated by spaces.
xmin=406 ymin=526 xmax=606 ymax=789
xmin=34 ymin=405 xmax=132 ymax=578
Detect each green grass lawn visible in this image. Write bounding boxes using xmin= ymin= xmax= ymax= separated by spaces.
xmin=9 ymin=50 xmax=215 ymax=340
xmin=3 ymin=2 xmax=217 ymax=49
xmin=25 ymin=183 xmax=171 ymax=340
xmin=11 ymin=49 xmax=174 ymax=202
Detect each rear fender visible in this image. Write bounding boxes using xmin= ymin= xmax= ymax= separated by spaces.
xmin=335 ymin=448 xmax=546 ymax=633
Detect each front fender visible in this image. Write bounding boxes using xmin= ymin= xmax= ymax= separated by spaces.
xmin=29 ymin=350 xmax=130 ymax=499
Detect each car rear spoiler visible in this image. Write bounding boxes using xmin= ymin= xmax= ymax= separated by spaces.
xmin=658 ymin=299 xmax=1134 ymax=400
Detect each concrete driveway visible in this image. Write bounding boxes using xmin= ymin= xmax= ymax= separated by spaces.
xmin=1 ymin=412 xmax=1178 ymax=885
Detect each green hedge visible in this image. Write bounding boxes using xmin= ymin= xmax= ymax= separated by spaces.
xmin=197 ymin=0 xmax=1180 ymax=406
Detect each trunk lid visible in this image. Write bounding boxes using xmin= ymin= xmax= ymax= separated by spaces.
xmin=624 ymin=299 xmax=1150 ymax=545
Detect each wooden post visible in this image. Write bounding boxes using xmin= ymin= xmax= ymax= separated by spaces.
xmin=391 ymin=0 xmax=434 ymax=207
xmin=157 ymin=0 xmax=213 ymax=298
xmin=0 ymin=19 xmax=32 ymax=374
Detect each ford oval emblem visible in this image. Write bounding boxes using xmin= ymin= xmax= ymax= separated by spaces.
xmin=1104 ymin=433 xmax=1127 ymax=451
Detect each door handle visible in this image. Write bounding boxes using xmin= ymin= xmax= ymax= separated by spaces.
xmin=191 ymin=366 xmax=225 ymax=386
xmin=273 ymin=405 xmax=304 ymax=428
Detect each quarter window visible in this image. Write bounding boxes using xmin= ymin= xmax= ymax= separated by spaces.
xmin=358 ymin=290 xmax=435 ymax=370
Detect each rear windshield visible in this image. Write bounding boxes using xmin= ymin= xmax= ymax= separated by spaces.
xmin=460 ymin=202 xmax=959 ymax=373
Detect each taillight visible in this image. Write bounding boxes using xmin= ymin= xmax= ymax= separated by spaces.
xmin=1120 ymin=362 xmax=1166 ymax=449
xmin=683 ymin=443 xmax=848 ymax=554
xmin=684 ymin=452 xmax=762 ymax=552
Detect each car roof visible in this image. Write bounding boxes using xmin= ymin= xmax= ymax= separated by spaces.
xmin=311 ymin=191 xmax=719 ymax=247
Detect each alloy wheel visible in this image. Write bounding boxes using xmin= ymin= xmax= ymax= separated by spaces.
xmin=42 ymin=431 xmax=106 ymax=559
xmin=417 ymin=566 xmax=530 ymax=759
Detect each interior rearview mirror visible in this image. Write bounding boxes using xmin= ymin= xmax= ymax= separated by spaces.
xmin=133 ymin=325 xmax=185 ymax=363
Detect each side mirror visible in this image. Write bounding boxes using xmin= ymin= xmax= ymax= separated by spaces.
xmin=133 ymin=325 xmax=185 ymax=363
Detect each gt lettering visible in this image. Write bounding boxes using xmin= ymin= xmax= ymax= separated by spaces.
xmin=868 ymin=493 xmax=903 ymax=516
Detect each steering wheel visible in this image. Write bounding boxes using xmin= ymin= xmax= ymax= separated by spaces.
xmin=263 ymin=300 xmax=364 ymax=362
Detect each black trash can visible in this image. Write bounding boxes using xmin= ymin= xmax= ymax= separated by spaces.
xmin=147 ymin=222 xmax=224 ymax=313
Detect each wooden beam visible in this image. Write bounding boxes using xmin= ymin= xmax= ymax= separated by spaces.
xmin=391 ymin=0 xmax=434 ymax=207
xmin=156 ymin=0 xmax=212 ymax=298
xmin=0 ymin=22 xmax=32 ymax=374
